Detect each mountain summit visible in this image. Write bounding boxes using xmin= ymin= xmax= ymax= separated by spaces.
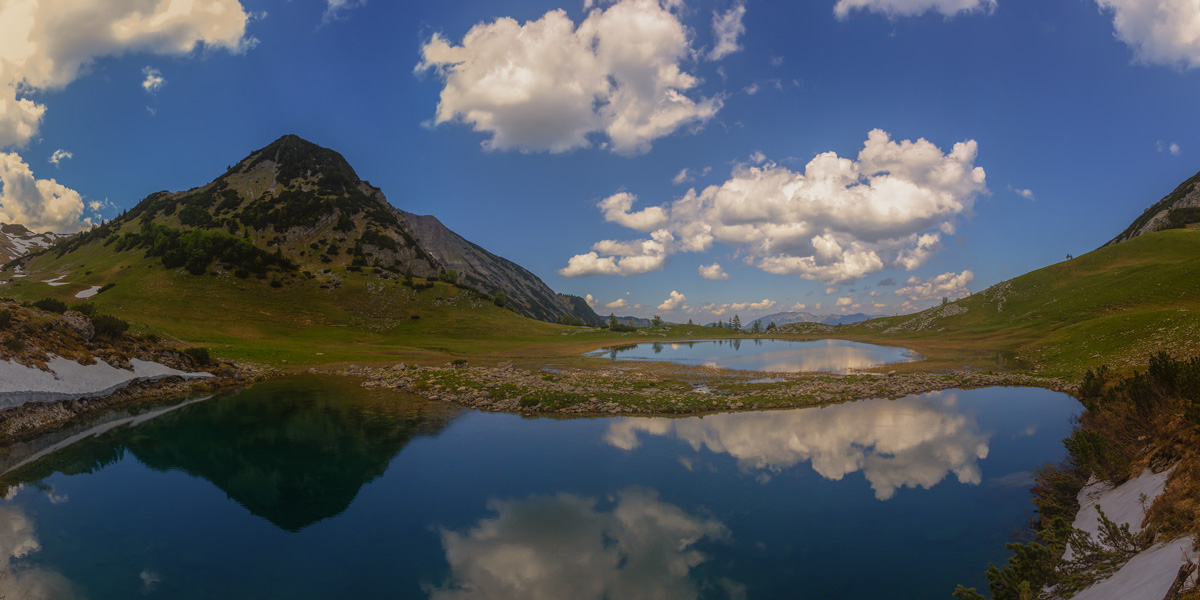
xmin=33 ymin=135 xmax=601 ymax=325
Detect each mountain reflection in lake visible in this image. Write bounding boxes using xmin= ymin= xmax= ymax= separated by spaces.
xmin=0 ymin=377 xmax=1079 ymax=599
xmin=586 ymin=338 xmax=918 ymax=373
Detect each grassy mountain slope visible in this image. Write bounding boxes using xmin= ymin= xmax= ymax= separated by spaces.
xmin=22 ymin=135 xmax=598 ymax=326
xmin=823 ymin=229 xmax=1200 ymax=376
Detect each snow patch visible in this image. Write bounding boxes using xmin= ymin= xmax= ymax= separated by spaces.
xmin=1071 ymin=467 xmax=1173 ymax=547
xmin=74 ymin=286 xmax=102 ymax=299
xmin=0 ymin=355 xmax=212 ymax=409
xmin=43 ymin=274 xmax=69 ymax=286
xmin=1071 ymin=537 xmax=1196 ymax=600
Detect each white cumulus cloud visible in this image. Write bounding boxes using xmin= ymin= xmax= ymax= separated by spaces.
xmin=658 ymin=290 xmax=688 ymax=311
xmin=323 ymin=0 xmax=364 ymax=24
xmin=47 ymin=149 xmax=71 ymax=166
xmin=415 ymin=0 xmax=723 ymax=155
xmin=0 ymin=152 xmax=99 ymax=232
xmin=1096 ymin=0 xmax=1200 ymax=69
xmin=834 ymin=0 xmax=996 ymax=19
xmin=605 ymin=298 xmax=630 ymax=310
xmin=0 ymin=0 xmax=254 ymax=149
xmin=894 ymin=270 xmax=974 ymax=302
xmin=561 ymin=129 xmax=987 ymax=285
xmin=708 ymin=2 xmax=747 ymax=61
xmin=698 ymin=262 xmax=729 ymax=280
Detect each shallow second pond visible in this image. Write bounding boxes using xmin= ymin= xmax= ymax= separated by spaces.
xmin=0 ymin=375 xmax=1079 ymax=599
xmin=585 ymin=338 xmax=919 ymax=373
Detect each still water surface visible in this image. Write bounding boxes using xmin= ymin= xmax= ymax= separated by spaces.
xmin=585 ymin=338 xmax=919 ymax=373
xmin=0 ymin=376 xmax=1079 ymax=599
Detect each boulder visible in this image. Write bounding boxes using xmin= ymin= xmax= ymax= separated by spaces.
xmin=58 ymin=310 xmax=94 ymax=341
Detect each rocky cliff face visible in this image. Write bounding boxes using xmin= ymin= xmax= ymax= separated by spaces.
xmin=0 ymin=223 xmax=63 ymax=264
xmin=1106 ymin=169 xmax=1200 ymax=246
xmin=398 ymin=211 xmax=601 ymax=325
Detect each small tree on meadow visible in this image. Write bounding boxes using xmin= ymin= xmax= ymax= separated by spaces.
xmin=651 ymin=315 xmax=663 ymax=326
xmin=608 ymin=313 xmax=619 ymax=329
xmin=731 ymin=314 xmax=741 ymax=331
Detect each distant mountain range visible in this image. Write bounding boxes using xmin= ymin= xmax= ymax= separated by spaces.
xmin=0 ymin=223 xmax=63 ymax=264
xmin=13 ymin=135 xmax=602 ymax=326
xmin=749 ymin=311 xmax=871 ymax=328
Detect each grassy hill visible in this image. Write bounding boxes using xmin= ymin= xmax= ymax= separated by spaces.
xmin=818 ymin=228 xmax=1200 ymax=377
xmin=0 ymin=237 xmax=738 ymax=367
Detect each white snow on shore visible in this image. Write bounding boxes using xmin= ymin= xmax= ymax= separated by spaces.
xmin=43 ymin=274 xmax=68 ymax=286
xmin=1071 ymin=537 xmax=1196 ymax=600
xmin=0 ymin=355 xmax=212 ymax=409
xmin=1064 ymin=467 xmax=1196 ymax=599
xmin=74 ymin=286 xmax=102 ymax=299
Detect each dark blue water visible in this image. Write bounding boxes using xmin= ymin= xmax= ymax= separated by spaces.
xmin=585 ymin=338 xmax=919 ymax=373
xmin=0 ymin=376 xmax=1079 ymax=599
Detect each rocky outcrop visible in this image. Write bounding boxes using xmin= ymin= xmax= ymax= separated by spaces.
xmin=1106 ymin=169 xmax=1200 ymax=246
xmin=56 ymin=310 xmax=94 ymax=341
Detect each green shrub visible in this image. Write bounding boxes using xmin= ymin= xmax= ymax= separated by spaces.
xmin=98 ymin=283 xmax=116 ymax=293
xmin=493 ymin=292 xmax=507 ymax=308
xmin=92 ymin=314 xmax=130 ymax=339
xmin=72 ymin=302 xmax=96 ymax=317
xmin=269 ymin=279 xmax=283 ymax=288
xmin=32 ymin=298 xmax=67 ymax=314
xmin=0 ymin=308 xmax=11 ymax=329
xmin=182 ymin=347 xmax=211 ymax=366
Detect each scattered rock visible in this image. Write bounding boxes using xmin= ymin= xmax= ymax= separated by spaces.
xmin=57 ymin=310 xmax=94 ymax=341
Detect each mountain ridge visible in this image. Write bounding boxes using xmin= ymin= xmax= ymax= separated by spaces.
xmin=19 ymin=135 xmax=600 ymax=326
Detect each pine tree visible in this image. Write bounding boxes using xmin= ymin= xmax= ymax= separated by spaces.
xmin=608 ymin=313 xmax=619 ymax=329
xmin=731 ymin=314 xmax=741 ymax=331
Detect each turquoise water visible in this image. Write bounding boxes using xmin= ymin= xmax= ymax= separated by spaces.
xmin=0 ymin=376 xmax=1079 ymax=599
xmin=585 ymin=338 xmax=919 ymax=373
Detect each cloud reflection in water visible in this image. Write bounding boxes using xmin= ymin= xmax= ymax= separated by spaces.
xmin=429 ymin=488 xmax=735 ymax=600
xmin=606 ymin=392 xmax=991 ymax=500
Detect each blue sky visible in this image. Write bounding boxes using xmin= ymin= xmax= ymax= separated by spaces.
xmin=1 ymin=0 xmax=1199 ymax=322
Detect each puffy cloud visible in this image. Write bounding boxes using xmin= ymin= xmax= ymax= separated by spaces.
xmin=698 ymin=262 xmax=728 ymax=280
xmin=708 ymin=3 xmax=746 ymax=61
xmin=834 ymin=0 xmax=996 ymax=19
xmin=605 ymin=391 xmax=991 ymax=500
xmin=1096 ymin=0 xmax=1200 ymax=69
xmin=415 ymin=0 xmax=722 ymax=155
xmin=894 ymin=270 xmax=974 ymax=302
xmin=835 ymin=297 xmax=853 ymax=307
xmin=141 ymin=66 xmax=165 ymax=94
xmin=585 ymin=293 xmax=598 ymax=307
xmin=747 ymin=150 xmax=766 ymax=164
xmin=47 ymin=148 xmax=71 ymax=166
xmin=605 ymin=298 xmax=630 ymax=310
xmin=672 ymin=168 xmax=693 ymax=185
xmin=560 ymin=229 xmax=673 ymax=277
xmin=1172 ymin=142 xmax=1183 ymax=155
xmin=657 ymin=290 xmax=688 ymax=311
xmin=561 ymin=129 xmax=987 ymax=284
xmin=429 ymin=489 xmax=731 ymax=600
xmin=790 ymin=302 xmax=806 ymax=310
xmin=825 ymin=287 xmax=840 ymax=294
xmin=0 ymin=151 xmax=96 ymax=232
xmin=1011 ymin=187 xmax=1035 ymax=200
xmin=598 ymin=192 xmax=668 ymax=231
xmin=0 ymin=0 xmax=254 ymax=149
xmin=700 ymin=298 xmax=776 ymax=316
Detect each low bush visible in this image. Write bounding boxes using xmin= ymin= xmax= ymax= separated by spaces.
xmin=92 ymin=314 xmax=130 ymax=339
xmin=32 ymin=298 xmax=67 ymax=314
xmin=182 ymin=347 xmax=211 ymax=366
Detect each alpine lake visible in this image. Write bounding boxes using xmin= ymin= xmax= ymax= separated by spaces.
xmin=0 ymin=339 xmax=1081 ymax=599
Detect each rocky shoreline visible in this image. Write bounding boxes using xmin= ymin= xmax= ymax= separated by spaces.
xmin=0 ymin=361 xmax=274 ymax=444
xmin=345 ymin=361 xmax=1077 ymax=415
